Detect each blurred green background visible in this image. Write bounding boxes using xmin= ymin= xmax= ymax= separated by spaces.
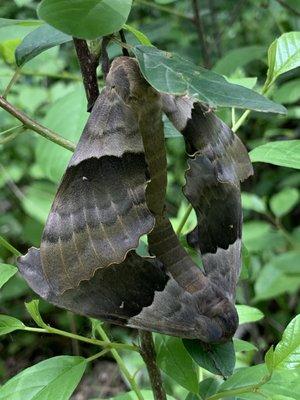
xmin=0 ymin=0 xmax=299 ymax=398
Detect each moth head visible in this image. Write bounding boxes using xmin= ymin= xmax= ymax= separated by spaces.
xmin=106 ymin=57 xmax=150 ymax=102
xmin=193 ymin=290 xmax=238 ymax=343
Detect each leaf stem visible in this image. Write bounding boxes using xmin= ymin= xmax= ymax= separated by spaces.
xmin=86 ymin=348 xmax=110 ymax=362
xmin=0 ymin=235 xmax=21 ymax=256
xmin=3 ymin=68 xmax=21 ymax=99
xmin=95 ymin=325 xmax=145 ymax=400
xmin=0 ymin=96 xmax=76 ymax=152
xmin=176 ymin=204 xmax=193 ymax=235
xmin=23 ymin=325 xmax=138 ymax=352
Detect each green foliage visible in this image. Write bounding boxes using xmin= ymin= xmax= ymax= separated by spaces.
xmin=183 ymin=339 xmax=236 ymax=377
xmin=0 ymin=1 xmax=300 ymax=399
xmin=270 ymin=188 xmax=299 ymax=217
xmin=156 ymin=335 xmax=198 ymax=392
xmin=134 ymin=45 xmax=286 ymax=113
xmin=236 ymin=305 xmax=264 ymax=325
xmin=266 ymin=32 xmax=300 ymax=87
xmin=37 ymin=0 xmax=133 ymax=39
xmin=15 ymin=23 xmax=71 ymax=66
xmin=0 ymin=314 xmax=24 ymax=335
xmin=266 ymin=314 xmax=300 ymax=371
xmin=250 ymin=140 xmax=300 ymax=169
xmin=0 ymin=356 xmax=87 ymax=400
xmin=0 ymin=263 xmax=17 ymax=288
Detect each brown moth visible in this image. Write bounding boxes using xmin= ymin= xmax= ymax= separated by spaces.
xmin=18 ymin=57 xmax=253 ymax=343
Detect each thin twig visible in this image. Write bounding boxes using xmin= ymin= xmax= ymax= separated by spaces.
xmin=275 ymin=0 xmax=300 ymax=16
xmin=73 ymin=38 xmax=100 ymax=111
xmin=134 ymin=0 xmax=193 ymax=20
xmin=208 ymin=0 xmax=222 ymax=58
xmin=96 ymin=325 xmax=145 ymax=400
xmin=119 ymin=30 xmax=130 ymax=57
xmin=3 ymin=68 xmax=21 ymax=99
xmin=0 ymin=96 xmax=76 ymax=152
xmin=191 ymin=0 xmax=211 ymax=68
xmin=139 ymin=331 xmax=167 ymax=400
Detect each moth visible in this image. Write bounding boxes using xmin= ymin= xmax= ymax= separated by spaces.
xmin=18 ymin=57 xmax=253 ymax=343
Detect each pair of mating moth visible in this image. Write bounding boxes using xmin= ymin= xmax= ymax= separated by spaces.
xmin=18 ymin=57 xmax=253 ymax=344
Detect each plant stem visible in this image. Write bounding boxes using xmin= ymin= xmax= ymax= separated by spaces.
xmin=0 ymin=235 xmax=21 ymax=256
xmin=176 ymin=204 xmax=193 ymax=235
xmin=23 ymin=325 xmax=138 ymax=352
xmin=139 ymin=331 xmax=166 ymax=400
xmin=96 ymin=325 xmax=145 ymax=400
xmin=86 ymin=349 xmax=110 ymax=362
xmin=0 ymin=96 xmax=76 ymax=152
xmin=206 ymin=374 xmax=272 ymax=400
xmin=191 ymin=0 xmax=211 ymax=68
xmin=232 ymin=85 xmax=269 ymax=133
xmin=0 ymin=125 xmax=27 ymax=144
xmin=232 ymin=109 xmax=250 ymax=132
xmin=3 ymin=68 xmax=21 ymax=98
xmin=73 ymin=38 xmax=100 ymax=111
xmin=134 ymin=0 xmax=193 ymax=20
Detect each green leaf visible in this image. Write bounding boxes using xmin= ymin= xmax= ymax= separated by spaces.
xmin=37 ymin=0 xmax=133 ymax=40
xmin=272 ymin=314 xmax=300 ymax=370
xmin=242 ymin=192 xmax=267 ymax=214
xmin=25 ymin=300 xmax=47 ymax=329
xmin=0 ymin=356 xmax=87 ymax=400
xmin=0 ymin=18 xmax=42 ymax=29
xmin=250 ymin=140 xmax=300 ymax=169
xmin=15 ymin=23 xmax=71 ymax=66
xmin=155 ymin=335 xmax=198 ymax=392
xmin=273 ymin=79 xmax=300 ymax=104
xmin=123 ymin=24 xmax=152 ymax=45
xmin=183 ymin=339 xmax=235 ymax=377
xmin=0 ymin=263 xmax=17 ymax=289
xmin=217 ymin=364 xmax=268 ymax=392
xmin=262 ymin=251 xmax=300 ymax=275
xmin=133 ymin=45 xmax=286 ymax=113
xmin=0 ymin=314 xmax=24 ymax=336
xmin=186 ymin=378 xmax=220 ymax=400
xmin=226 ymin=77 xmax=258 ymax=90
xmin=270 ymin=188 xmax=299 ymax=217
xmin=234 ymin=338 xmax=258 ymax=353
xmin=21 ymin=181 xmax=56 ymax=224
xmin=236 ymin=305 xmax=264 ymax=325
xmin=254 ymin=262 xmax=300 ymax=302
xmin=36 ymin=87 xmax=88 ymax=182
xmin=112 ymin=390 xmax=176 ymax=400
xmin=213 ymin=46 xmax=266 ymax=75
xmin=266 ymin=32 xmax=300 ymax=86
xmin=265 ymin=346 xmax=275 ymax=373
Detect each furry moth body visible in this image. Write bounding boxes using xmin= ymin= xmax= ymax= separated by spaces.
xmin=18 ymin=57 xmax=252 ymax=343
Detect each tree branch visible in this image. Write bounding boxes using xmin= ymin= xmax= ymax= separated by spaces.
xmin=191 ymin=0 xmax=212 ymax=68
xmin=139 ymin=331 xmax=167 ymax=400
xmin=73 ymin=38 xmax=100 ymax=111
xmin=0 ymin=96 xmax=76 ymax=152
